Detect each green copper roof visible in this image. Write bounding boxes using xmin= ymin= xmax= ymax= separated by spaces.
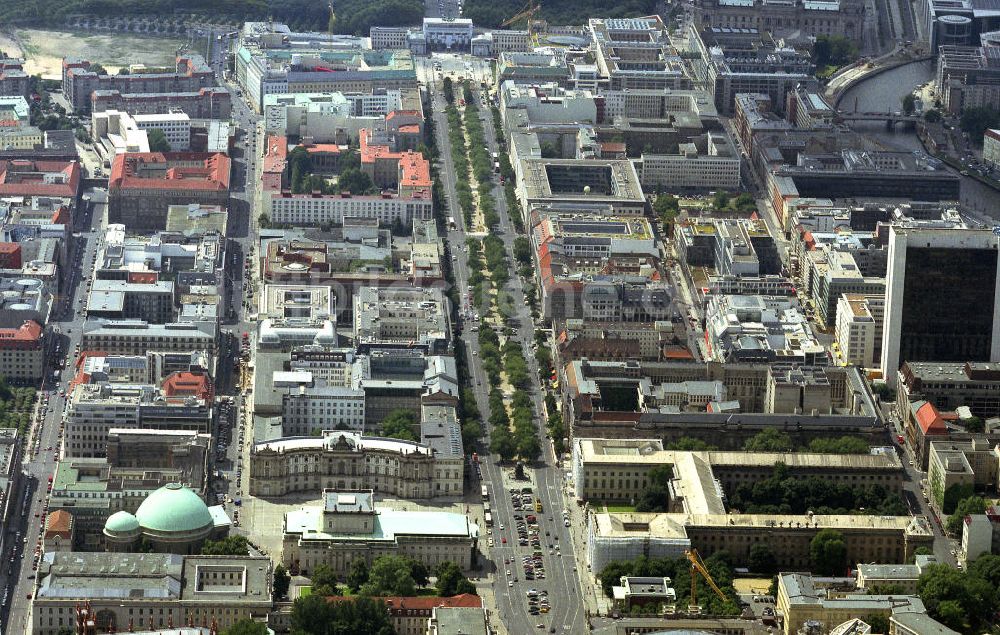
xmin=104 ymin=510 xmax=140 ymax=534
xmin=134 ymin=483 xmax=213 ymax=534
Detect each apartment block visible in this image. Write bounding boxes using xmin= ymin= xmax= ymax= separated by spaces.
xmin=262 ymin=134 xmax=432 ymax=227
xmin=0 ymin=319 xmax=44 ymax=383
xmin=638 ymin=132 xmax=740 ymax=191
xmin=692 ymin=27 xmax=814 ymax=115
xmin=81 ymin=320 xmax=217 ymax=356
xmin=836 ymin=294 xmax=883 ymax=368
xmin=588 ymin=17 xmax=690 ymax=91
xmin=62 ymin=55 xmax=215 ymax=112
xmin=353 ymin=286 xmax=451 ymax=354
xmin=87 ymin=278 xmax=174 ymax=323
xmin=0 ymin=56 xmax=29 ymax=97
xmin=90 ymin=87 xmax=231 ymax=120
xmin=108 ymin=152 xmax=231 ymax=232
xmin=65 ymin=382 xmax=213 ymax=457
xmin=897 ymin=361 xmax=1000 ymax=419
xmin=777 ymin=573 xmax=928 ymax=635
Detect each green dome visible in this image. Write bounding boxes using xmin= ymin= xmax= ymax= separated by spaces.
xmin=134 ymin=483 xmax=213 ymax=535
xmin=104 ymin=511 xmax=140 ymax=534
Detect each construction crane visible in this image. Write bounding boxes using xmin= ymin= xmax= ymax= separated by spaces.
xmin=500 ymin=1 xmax=541 ymax=34
xmin=684 ymin=549 xmax=729 ymax=614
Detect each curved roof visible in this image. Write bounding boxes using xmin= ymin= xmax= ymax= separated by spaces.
xmin=135 ymin=483 xmax=213 ymax=534
xmin=104 ymin=510 xmax=140 ymax=534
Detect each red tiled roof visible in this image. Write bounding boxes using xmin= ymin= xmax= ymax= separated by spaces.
xmin=162 ymin=371 xmax=214 ymax=401
xmin=109 ymin=152 xmax=230 ymax=192
xmin=50 ymin=206 xmax=71 ymax=225
xmin=302 ymin=143 xmax=341 ymax=154
xmin=127 ymin=271 xmax=159 ymax=284
xmin=0 ymin=320 xmax=42 ymax=346
xmin=398 ymin=151 xmax=431 ymax=188
xmin=0 ymin=159 xmax=81 ymax=198
xmin=916 ymin=401 xmax=947 ymax=435
xmin=45 ymin=510 xmax=73 ymax=538
xmin=386 ymin=109 xmax=421 ymax=120
xmin=263 ymin=135 xmax=288 ymax=173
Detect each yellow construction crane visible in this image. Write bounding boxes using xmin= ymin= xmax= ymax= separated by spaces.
xmin=684 ymin=549 xmax=728 ymax=614
xmin=500 ymin=1 xmax=541 ymax=34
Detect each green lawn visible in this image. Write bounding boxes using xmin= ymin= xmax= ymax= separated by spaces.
xmin=602 ymin=504 xmax=637 ymax=513
xmin=298 ymin=586 xmax=312 ymax=598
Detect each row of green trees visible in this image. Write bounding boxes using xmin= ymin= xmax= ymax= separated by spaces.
xmin=444 ymin=97 xmax=475 ymax=230
xmin=486 ymin=371 xmax=541 ymax=461
xmin=462 ymin=88 xmax=501 ymax=230
xmin=0 ymin=377 xmax=35 ymax=433
xmin=309 ymin=555 xmax=475 ymax=598
xmin=544 ymin=392 xmax=566 ymax=456
xmin=741 ymin=428 xmax=872 ymax=454
xmin=728 ymin=463 xmax=907 ymax=516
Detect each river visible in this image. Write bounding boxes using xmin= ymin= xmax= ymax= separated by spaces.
xmin=838 ymin=60 xmax=999 ymax=218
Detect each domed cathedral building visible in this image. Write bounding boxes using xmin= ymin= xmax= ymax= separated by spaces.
xmin=103 ymin=483 xmax=231 ymax=554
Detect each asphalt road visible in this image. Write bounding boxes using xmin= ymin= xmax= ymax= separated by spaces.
xmin=3 ymin=188 xmax=106 ymax=633
xmin=1 ymin=50 xmax=261 ymax=633
xmin=429 ymin=68 xmax=586 ymax=635
xmin=424 ymin=0 xmax=464 ymax=19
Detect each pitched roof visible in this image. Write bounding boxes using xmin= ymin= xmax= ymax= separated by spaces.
xmin=45 ymin=509 xmax=73 ymax=538
xmin=0 ymin=319 xmax=42 ymax=345
xmin=0 ymin=159 xmax=81 ymax=198
xmin=109 ymin=152 xmax=230 ymax=192
xmin=915 ymin=401 xmax=947 ymax=435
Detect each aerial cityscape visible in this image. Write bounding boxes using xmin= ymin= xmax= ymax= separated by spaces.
xmin=0 ymin=0 xmax=999 ymax=633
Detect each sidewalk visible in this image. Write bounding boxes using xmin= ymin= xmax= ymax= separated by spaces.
xmin=559 ymin=471 xmax=612 ymax=622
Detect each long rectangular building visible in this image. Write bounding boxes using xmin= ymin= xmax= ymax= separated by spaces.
xmin=62 ymin=55 xmax=216 ymax=113
xmin=572 ymin=438 xmax=903 ymax=503
xmin=81 ymin=320 xmax=217 ymax=356
xmin=91 ymin=87 xmax=232 ymax=120
xmin=588 ymin=510 xmax=933 ymax=572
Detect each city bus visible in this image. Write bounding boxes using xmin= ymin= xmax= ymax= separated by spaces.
xmin=481 ymin=485 xmax=489 ymax=501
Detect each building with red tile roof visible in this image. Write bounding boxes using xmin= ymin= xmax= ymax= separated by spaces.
xmin=0 ymin=159 xmax=81 ymax=199
xmin=162 ymin=371 xmax=214 ymax=402
xmin=915 ymin=401 xmax=947 ymax=436
xmin=359 ymin=128 xmax=431 ymax=192
xmin=0 ymin=319 xmax=44 ymax=382
xmin=108 ymin=152 xmax=231 ymax=232
xmin=300 ymin=142 xmax=342 ymax=173
xmin=263 ymin=133 xmax=432 ymax=228
xmin=0 ymin=243 xmax=21 ymax=269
